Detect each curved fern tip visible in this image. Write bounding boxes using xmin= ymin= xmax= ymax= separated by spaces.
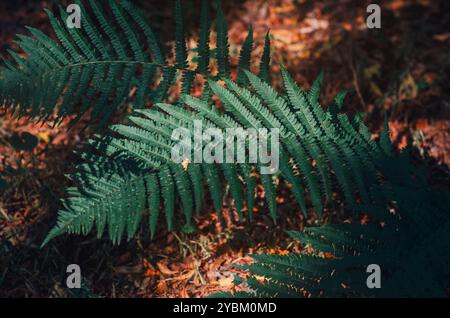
xmin=41 ymin=231 xmax=58 ymax=248
xmin=1 ymin=0 xmax=420 ymax=252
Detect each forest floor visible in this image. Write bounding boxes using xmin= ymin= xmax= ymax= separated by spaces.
xmin=0 ymin=0 xmax=449 ymax=297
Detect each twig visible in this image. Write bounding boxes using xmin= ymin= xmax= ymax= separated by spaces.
xmin=172 ymin=232 xmax=206 ymax=285
xmin=0 ymin=206 xmax=11 ymax=221
xmin=348 ymin=6 xmax=367 ymax=112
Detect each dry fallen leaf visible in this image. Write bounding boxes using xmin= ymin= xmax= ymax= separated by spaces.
xmin=157 ymin=261 xmax=178 ymax=276
xmin=156 ymin=279 xmax=168 ymax=294
xmin=276 ymin=197 xmax=285 ymax=204
xmin=143 ymin=258 xmax=159 ymax=276
xmin=322 ymin=252 xmax=336 ymax=259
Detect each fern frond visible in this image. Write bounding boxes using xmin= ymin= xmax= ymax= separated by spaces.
xmin=197 ymin=0 xmax=211 ymax=75
xmin=44 ymin=70 xmax=392 ymax=245
xmin=258 ymin=31 xmax=271 ymax=84
xmin=42 ymin=157 xmax=149 ymax=246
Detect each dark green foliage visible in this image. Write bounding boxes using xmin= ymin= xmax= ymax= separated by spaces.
xmin=215 ymin=0 xmax=230 ymax=77
xmin=224 ymin=150 xmax=450 ymax=297
xmin=0 ymin=0 xmax=263 ymax=127
xmin=43 ymin=68 xmax=392 ymax=245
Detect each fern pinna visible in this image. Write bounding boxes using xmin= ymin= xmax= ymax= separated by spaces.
xmin=42 ymin=68 xmax=391 ymax=246
xmin=0 ymin=0 xmax=266 ymax=127
xmin=216 ymin=149 xmax=450 ymax=298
